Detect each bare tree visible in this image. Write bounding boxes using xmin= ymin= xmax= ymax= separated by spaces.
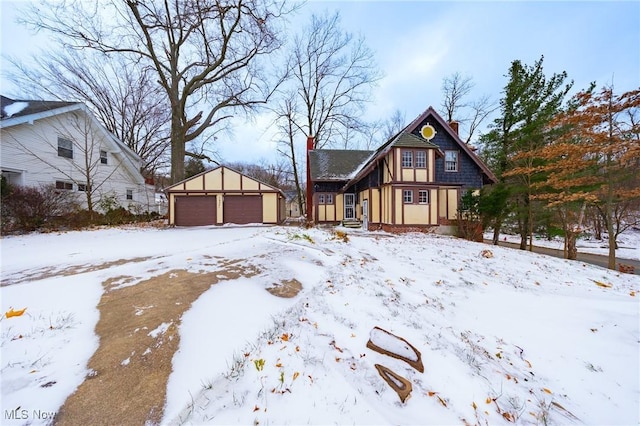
xmin=270 ymin=11 xmax=380 ymax=215
xmin=465 ymin=94 xmax=497 ymax=144
xmin=363 ymin=108 xmax=406 ymax=149
xmin=273 ymin=94 xmax=305 ymax=215
xmin=441 ymin=72 xmax=474 ymax=123
xmin=227 ymin=158 xmax=293 ymax=188
xmin=440 ymin=72 xmax=497 ymax=143
xmin=22 ymin=0 xmax=291 ymax=183
xmin=7 ymin=51 xmax=170 ymax=176
xmin=287 ymin=11 xmax=382 ymax=149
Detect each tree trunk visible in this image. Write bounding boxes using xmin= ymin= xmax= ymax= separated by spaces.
xmin=518 ymin=214 xmax=528 ymax=250
xmin=170 ymin=110 xmax=185 ymax=184
xmin=492 ymin=220 xmax=502 ymax=245
xmin=594 ymin=214 xmax=602 ymax=240
xmin=606 ymin=203 xmax=616 ymax=269
xmin=566 ymin=230 xmax=578 ymax=260
xmin=605 ymin=150 xmax=616 ymax=269
xmin=528 ymin=195 xmax=534 ymax=251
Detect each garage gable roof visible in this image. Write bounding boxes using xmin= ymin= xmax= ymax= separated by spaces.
xmin=166 ymin=165 xmax=285 ymax=195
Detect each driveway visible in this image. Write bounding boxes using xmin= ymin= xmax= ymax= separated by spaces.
xmin=484 ymin=240 xmax=640 ymax=276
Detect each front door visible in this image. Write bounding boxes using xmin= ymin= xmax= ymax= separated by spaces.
xmin=344 ymin=194 xmax=355 ymax=220
xmin=362 ymin=199 xmax=368 ymax=229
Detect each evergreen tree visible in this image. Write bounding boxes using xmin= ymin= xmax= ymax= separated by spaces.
xmin=481 ymin=56 xmax=572 ymax=249
xmin=519 ymin=85 xmax=640 ymax=268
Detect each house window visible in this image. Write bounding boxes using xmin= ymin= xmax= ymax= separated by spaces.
xmin=403 ymin=190 xmax=413 ymax=204
xmin=126 ymin=189 xmax=133 ymax=200
xmin=418 ymin=190 xmax=429 ymax=204
xmin=55 ymin=180 xmax=73 ymax=190
xmin=445 ymin=151 xmax=459 ymax=172
xmin=58 ymin=137 xmax=73 ymax=159
xmin=402 ymin=151 xmax=413 ymax=168
xmin=415 ymin=151 xmax=426 ymax=168
xmin=318 ymin=193 xmax=334 ymax=204
xmin=100 ymin=150 xmax=108 ymax=164
xmin=78 ymin=184 xmax=86 ymax=192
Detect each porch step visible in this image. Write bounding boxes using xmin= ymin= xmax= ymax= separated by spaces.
xmin=341 ymin=220 xmax=362 ymax=229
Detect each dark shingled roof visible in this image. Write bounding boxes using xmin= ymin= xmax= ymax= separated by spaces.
xmin=390 ymin=131 xmax=440 ymax=149
xmin=1 ymin=95 xmax=79 ymax=119
xmin=309 ymin=150 xmax=373 ymax=181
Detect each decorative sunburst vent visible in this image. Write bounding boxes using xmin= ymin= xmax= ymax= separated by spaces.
xmin=420 ymin=124 xmax=436 ymax=141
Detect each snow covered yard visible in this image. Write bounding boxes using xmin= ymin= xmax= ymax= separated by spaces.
xmin=485 ymin=228 xmax=640 ymax=262
xmin=1 ymin=225 xmax=638 ymax=425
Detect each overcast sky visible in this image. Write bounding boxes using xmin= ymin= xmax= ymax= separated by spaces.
xmin=1 ymin=1 xmax=639 ymax=165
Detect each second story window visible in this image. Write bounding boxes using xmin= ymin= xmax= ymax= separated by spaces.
xmin=100 ymin=150 xmax=108 ymax=164
xmin=58 ymin=137 xmax=73 ymax=159
xmin=445 ymin=150 xmax=459 ymax=172
xmin=402 ymin=151 xmax=413 ymax=168
xmin=55 ymin=180 xmax=73 ymax=190
xmin=415 ymin=151 xmax=426 ymax=168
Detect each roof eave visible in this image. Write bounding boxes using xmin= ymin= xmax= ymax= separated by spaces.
xmin=0 ymin=103 xmax=84 ymax=128
xmin=408 ymin=106 xmax=497 ymax=185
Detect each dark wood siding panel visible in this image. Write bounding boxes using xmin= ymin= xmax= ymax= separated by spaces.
xmin=411 ymin=119 xmax=483 ymax=188
xmin=224 ymin=195 xmax=262 ymax=224
xmin=175 ymin=196 xmax=216 ymax=226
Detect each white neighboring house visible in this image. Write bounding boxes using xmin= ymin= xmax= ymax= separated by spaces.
xmin=0 ymin=95 xmax=156 ymax=213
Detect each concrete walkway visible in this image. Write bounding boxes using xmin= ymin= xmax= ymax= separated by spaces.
xmin=484 ymin=240 xmax=640 ymax=276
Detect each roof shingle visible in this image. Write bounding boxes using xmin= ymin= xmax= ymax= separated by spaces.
xmin=1 ymin=95 xmax=79 ymax=119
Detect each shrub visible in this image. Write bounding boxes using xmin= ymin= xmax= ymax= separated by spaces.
xmin=1 ymin=184 xmax=79 ymax=234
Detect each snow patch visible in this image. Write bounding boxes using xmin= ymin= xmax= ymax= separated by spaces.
xmin=3 ymin=101 xmax=29 ymax=118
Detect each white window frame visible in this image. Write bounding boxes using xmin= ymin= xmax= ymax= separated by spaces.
xmin=57 ymin=137 xmax=73 ymax=159
xmin=55 ymin=180 xmax=73 ymax=190
xmin=403 ymin=189 xmax=413 ymax=204
xmin=418 ymin=190 xmax=429 ymax=204
xmin=445 ymin=150 xmax=459 ymax=172
xmin=126 ymin=189 xmax=134 ymax=200
xmin=401 ymin=151 xmax=413 ymax=168
xmin=415 ymin=151 xmax=426 ymax=168
xmin=326 ymin=193 xmax=334 ymax=204
xmin=100 ymin=150 xmax=108 ymax=165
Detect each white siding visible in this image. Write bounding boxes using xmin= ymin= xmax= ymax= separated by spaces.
xmin=1 ymin=109 xmax=155 ymax=213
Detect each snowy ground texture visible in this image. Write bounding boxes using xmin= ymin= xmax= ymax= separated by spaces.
xmin=1 ymin=225 xmax=639 ymax=425
xmin=485 ymin=227 xmax=640 ymax=261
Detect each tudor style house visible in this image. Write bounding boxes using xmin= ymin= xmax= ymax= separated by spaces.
xmin=1 ymin=95 xmax=155 ymax=213
xmin=307 ymin=106 xmax=497 ymax=232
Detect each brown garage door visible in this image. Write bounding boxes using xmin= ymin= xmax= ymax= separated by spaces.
xmin=175 ymin=196 xmax=216 ymax=226
xmin=223 ymin=195 xmax=262 ymax=224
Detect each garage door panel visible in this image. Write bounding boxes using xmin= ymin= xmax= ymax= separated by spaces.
xmin=224 ymin=196 xmax=262 ymax=224
xmin=175 ymin=196 xmax=216 ymax=226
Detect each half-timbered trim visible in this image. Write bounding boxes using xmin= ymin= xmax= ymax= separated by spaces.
xmin=306 ymin=105 xmax=497 ymax=232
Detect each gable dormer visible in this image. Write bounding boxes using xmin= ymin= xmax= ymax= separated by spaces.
xmin=388 ymin=131 xmax=440 ymax=184
xmin=405 ymin=107 xmax=497 ymax=188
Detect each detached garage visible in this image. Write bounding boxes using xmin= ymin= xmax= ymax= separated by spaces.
xmin=166 ymin=166 xmax=286 ymax=226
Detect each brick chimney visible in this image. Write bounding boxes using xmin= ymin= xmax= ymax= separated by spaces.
xmin=306 ymin=135 xmax=314 ymax=222
xmin=449 ymin=121 xmax=459 ymax=135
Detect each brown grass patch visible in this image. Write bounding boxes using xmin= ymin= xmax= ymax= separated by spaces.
xmin=55 ymin=259 xmax=259 ymax=425
xmin=266 ymin=278 xmax=302 ymax=298
xmin=1 ymin=257 xmax=154 ymax=287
